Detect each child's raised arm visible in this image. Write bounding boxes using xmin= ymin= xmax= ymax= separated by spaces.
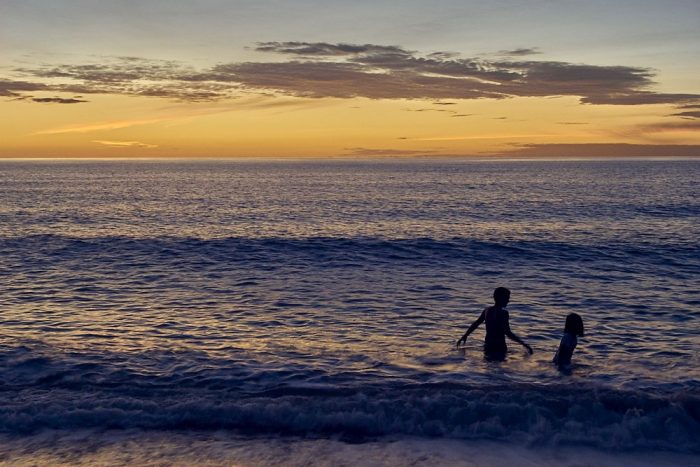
xmin=456 ymin=309 xmax=485 ymax=347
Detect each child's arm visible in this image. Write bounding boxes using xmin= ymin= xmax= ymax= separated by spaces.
xmin=504 ymin=311 xmax=533 ymax=354
xmin=456 ymin=309 xmax=485 ymax=347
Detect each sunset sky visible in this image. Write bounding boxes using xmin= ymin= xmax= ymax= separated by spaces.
xmin=1 ymin=0 xmax=699 ymax=158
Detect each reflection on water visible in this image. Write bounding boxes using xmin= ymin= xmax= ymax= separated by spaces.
xmin=0 ymin=160 xmax=698 ymax=449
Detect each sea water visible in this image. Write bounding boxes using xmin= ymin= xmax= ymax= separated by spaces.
xmin=0 ymin=159 xmax=698 ymax=465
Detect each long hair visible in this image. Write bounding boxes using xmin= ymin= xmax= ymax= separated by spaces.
xmin=565 ymin=313 xmax=584 ymax=337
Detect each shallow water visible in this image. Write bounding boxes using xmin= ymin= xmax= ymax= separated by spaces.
xmin=0 ymin=159 xmax=698 ymax=456
xmin=2 ymin=431 xmax=699 ymax=467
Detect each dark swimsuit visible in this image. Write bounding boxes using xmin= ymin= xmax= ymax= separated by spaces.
xmin=482 ymin=306 xmax=509 ymax=359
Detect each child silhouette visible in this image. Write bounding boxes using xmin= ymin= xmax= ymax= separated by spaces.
xmin=456 ymin=287 xmax=533 ymax=360
xmin=553 ymin=313 xmax=584 ymax=369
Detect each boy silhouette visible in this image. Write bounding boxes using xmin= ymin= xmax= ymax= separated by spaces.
xmin=456 ymin=287 xmax=533 ymax=360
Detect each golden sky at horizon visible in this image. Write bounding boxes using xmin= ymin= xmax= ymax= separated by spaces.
xmin=1 ymin=1 xmax=699 ymax=158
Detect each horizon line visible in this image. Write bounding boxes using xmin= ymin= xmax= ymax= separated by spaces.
xmin=1 ymin=155 xmax=699 ymax=162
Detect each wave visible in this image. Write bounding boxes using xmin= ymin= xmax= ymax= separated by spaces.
xmin=1 ymin=380 xmax=698 ymax=451
xmin=1 ymin=234 xmax=698 ymax=451
xmin=0 ymin=346 xmax=698 ymax=452
xmin=2 ymin=234 xmax=697 ymax=271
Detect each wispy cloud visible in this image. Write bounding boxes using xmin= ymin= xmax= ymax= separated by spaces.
xmin=254 ymin=42 xmax=407 ymax=57
xmin=30 ymin=97 xmax=88 ymax=104
xmin=4 ymin=42 xmax=699 ymax=110
xmin=34 ymin=117 xmax=171 ymax=135
xmin=579 ymin=92 xmax=700 ymax=105
xmin=0 ymin=79 xmax=48 ymax=96
xmin=404 ymin=108 xmax=457 ymax=114
xmin=12 ymin=57 xmax=237 ymax=102
xmin=639 ymin=119 xmax=700 ymax=133
xmin=496 ymin=47 xmax=541 ymax=57
xmin=670 ymin=110 xmax=700 ymax=119
xmin=344 ymin=147 xmax=439 ymax=156
xmin=494 ymin=143 xmax=700 ymax=158
xmin=410 ymin=134 xmax=556 ymax=142
xmin=31 ymin=96 xmax=319 ymax=135
xmin=93 ymin=140 xmax=158 ymax=148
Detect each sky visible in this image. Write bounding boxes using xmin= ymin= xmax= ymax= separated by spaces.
xmin=1 ymin=0 xmax=699 ymax=158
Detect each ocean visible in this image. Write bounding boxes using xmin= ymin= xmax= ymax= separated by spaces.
xmin=0 ymin=159 xmax=698 ymax=465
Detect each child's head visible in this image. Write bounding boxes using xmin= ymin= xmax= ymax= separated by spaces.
xmin=493 ymin=287 xmax=510 ymax=307
xmin=565 ymin=313 xmax=584 ymax=337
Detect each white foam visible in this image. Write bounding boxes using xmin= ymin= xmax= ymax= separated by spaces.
xmin=1 ymin=430 xmax=697 ymax=466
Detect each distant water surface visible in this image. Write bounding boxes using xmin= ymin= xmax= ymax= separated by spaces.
xmin=0 ymin=159 xmax=698 ymax=455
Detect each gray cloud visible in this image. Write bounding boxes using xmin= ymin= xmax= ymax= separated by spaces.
xmin=497 ymin=47 xmax=541 ymax=57
xmin=210 ymin=61 xmax=507 ymax=99
xmin=12 ymin=57 xmax=237 ymax=102
xmin=255 ymin=41 xmax=409 ymax=57
xmin=226 ymin=44 xmax=699 ymax=104
xmin=670 ymin=110 xmax=700 ymax=119
xmin=0 ymin=79 xmax=49 ymax=96
xmin=427 ymin=52 xmax=460 ymax=60
xmin=5 ymin=42 xmax=700 ymax=108
xmin=31 ymin=97 xmax=88 ymax=104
